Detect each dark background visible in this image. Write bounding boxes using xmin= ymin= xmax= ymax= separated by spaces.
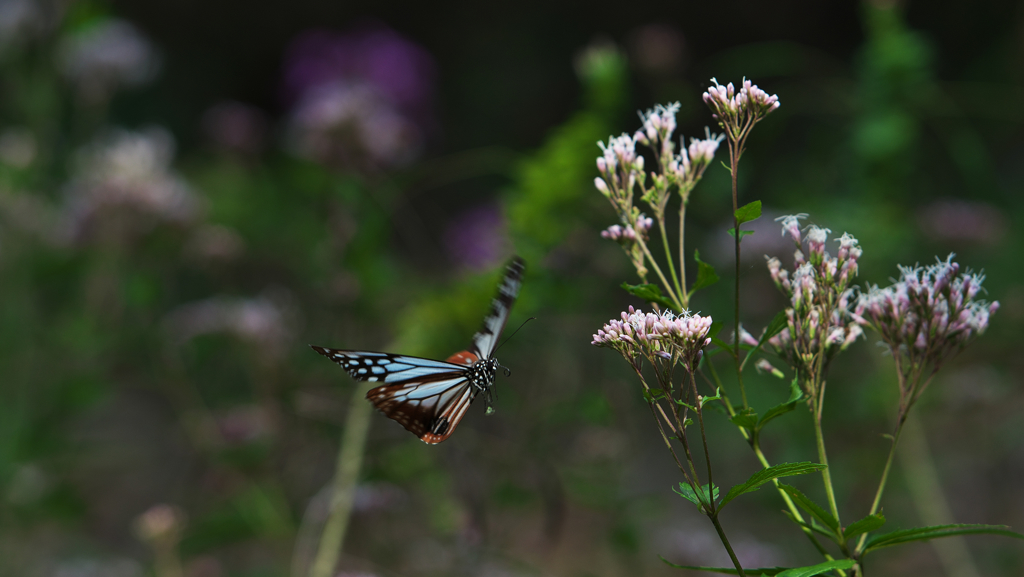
xmin=0 ymin=1 xmax=1022 ymax=576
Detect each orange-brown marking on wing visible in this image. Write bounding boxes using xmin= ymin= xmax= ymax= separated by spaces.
xmin=445 ymin=350 xmax=479 ymax=366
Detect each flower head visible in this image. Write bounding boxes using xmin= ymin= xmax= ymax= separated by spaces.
xmin=854 ymin=255 xmax=997 ymax=375
xmin=702 ymin=78 xmax=780 ymax=140
xmin=592 ymin=306 xmax=712 ymax=370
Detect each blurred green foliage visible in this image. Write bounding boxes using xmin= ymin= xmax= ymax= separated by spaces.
xmin=0 ymin=1 xmax=1021 ymax=577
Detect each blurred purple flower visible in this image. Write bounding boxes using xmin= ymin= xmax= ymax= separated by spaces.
xmin=917 ymin=199 xmax=1007 ymax=245
xmin=282 ymin=24 xmax=435 ymax=171
xmin=202 ymin=101 xmax=268 ymax=156
xmin=282 ymin=25 xmax=434 ymax=117
xmin=443 ymin=203 xmax=511 ymax=270
xmin=286 ymin=81 xmax=422 ymax=169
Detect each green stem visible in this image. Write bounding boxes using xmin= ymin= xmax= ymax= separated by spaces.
xmin=308 ymin=383 xmax=374 ymax=577
xmin=728 ymin=141 xmax=748 ymax=408
xmin=710 ymin=514 xmax=748 ymax=577
xmin=812 ymin=389 xmax=842 ymax=527
xmin=657 ymin=216 xmax=686 ymax=309
xmin=679 ymin=200 xmax=688 ymax=306
xmin=636 ymin=236 xmax=684 ymax=310
xmin=853 ymin=417 xmax=904 ymax=556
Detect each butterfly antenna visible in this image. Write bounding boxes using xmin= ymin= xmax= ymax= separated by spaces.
xmin=494 ymin=317 xmax=536 ymax=354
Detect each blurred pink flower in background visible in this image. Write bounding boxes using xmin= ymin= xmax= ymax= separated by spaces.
xmin=917 ymin=199 xmax=1007 ymax=245
xmin=202 ymin=101 xmax=269 ymax=157
xmin=282 ymin=24 xmax=435 ymax=170
xmin=442 ymin=203 xmax=511 ymax=270
xmin=162 ymin=291 xmax=296 ymax=362
xmin=62 ymin=127 xmax=203 ymax=243
xmin=58 ymin=19 xmax=160 ymax=104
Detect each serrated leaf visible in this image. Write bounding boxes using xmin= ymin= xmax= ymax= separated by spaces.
xmin=864 ymin=524 xmax=1024 ymax=554
xmin=621 ymin=282 xmax=675 ymax=309
xmin=779 ymin=484 xmax=839 ymax=533
xmin=720 ymin=462 xmax=827 ymax=509
xmin=659 ymin=557 xmax=788 ymax=575
xmin=690 ymin=249 xmax=720 ymax=296
xmin=775 ymin=560 xmax=857 ymax=577
xmin=757 ymin=310 xmax=788 ymax=348
xmin=727 ymin=228 xmax=755 ymax=240
xmin=735 ymin=200 xmax=762 ymax=225
xmin=729 ymin=408 xmax=758 ymax=431
xmin=673 ymin=482 xmax=719 ymax=509
xmin=843 ymin=514 xmax=886 ymax=542
xmin=756 ymin=379 xmax=805 ymax=432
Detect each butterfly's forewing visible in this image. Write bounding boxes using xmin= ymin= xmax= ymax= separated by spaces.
xmin=469 ymin=256 xmax=526 ymax=360
xmin=310 ymin=346 xmax=476 ymax=443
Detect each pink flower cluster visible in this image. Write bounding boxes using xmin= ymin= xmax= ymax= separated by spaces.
xmin=853 ymin=255 xmax=998 ymax=369
xmin=763 ymin=215 xmax=864 ymax=381
xmin=592 ymin=306 xmax=712 ymax=369
xmin=600 ymin=217 xmax=652 ymax=243
xmin=703 ymin=78 xmax=780 ymax=128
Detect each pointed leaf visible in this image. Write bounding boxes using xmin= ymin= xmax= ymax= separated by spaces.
xmin=782 ymin=511 xmax=840 ymax=541
xmin=690 ymin=249 xmax=721 ymax=296
xmin=756 ymin=380 xmax=805 ymax=432
xmin=775 ymin=560 xmax=857 ymax=577
xmin=735 ymin=200 xmax=762 ymax=225
xmin=673 ymin=482 xmax=719 ymax=509
xmin=779 ymin=484 xmax=840 ymax=533
xmin=660 ymin=557 xmax=788 ymax=575
xmin=843 ymin=514 xmax=886 ymax=542
xmin=729 ymin=408 xmax=758 ymax=432
xmin=720 ymin=462 xmax=827 ymax=509
xmin=727 ymin=228 xmax=755 ymax=240
xmin=864 ymin=524 xmax=1024 ymax=554
xmin=757 ymin=310 xmax=788 ymax=349
xmin=621 ymin=282 xmax=676 ymax=309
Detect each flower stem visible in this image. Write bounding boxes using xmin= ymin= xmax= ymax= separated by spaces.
xmin=812 ymin=387 xmax=842 ymax=527
xmin=658 ymin=216 xmax=686 ymax=309
xmin=679 ymin=200 xmax=688 ymax=304
xmin=854 ymin=416 xmax=904 ymax=555
xmin=710 ymin=514 xmax=747 ymax=577
xmin=308 ymin=383 xmax=373 ymax=577
xmin=728 ymin=143 xmax=748 ymax=408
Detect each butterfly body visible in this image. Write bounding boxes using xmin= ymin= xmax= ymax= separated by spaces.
xmin=311 ymin=257 xmax=524 ymax=444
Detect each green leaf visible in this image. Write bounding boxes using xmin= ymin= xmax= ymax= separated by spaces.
xmin=776 ymin=560 xmax=857 ymax=577
xmin=643 ymin=388 xmax=666 ymax=402
xmin=720 ymin=462 xmax=827 ymax=509
xmin=660 ymin=557 xmax=788 ymax=575
xmin=689 ymin=249 xmax=720 ymax=296
xmin=757 ymin=310 xmax=788 ymax=349
xmin=621 ymin=282 xmax=675 ymax=309
xmin=779 ymin=484 xmax=840 ymax=533
xmin=843 ymin=514 xmax=886 ymax=542
xmin=864 ymin=524 xmax=1024 ymax=554
xmin=727 ymin=228 xmax=755 ymax=240
xmin=729 ymin=408 xmax=758 ymax=431
xmin=756 ymin=379 xmax=805 ymax=432
xmin=735 ymin=200 xmax=762 ymax=225
xmin=782 ymin=511 xmax=839 ymax=541
xmin=710 ymin=336 xmax=733 ymax=351
xmin=673 ymin=482 xmax=719 ymax=509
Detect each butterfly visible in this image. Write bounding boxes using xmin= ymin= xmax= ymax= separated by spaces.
xmin=311 ymin=257 xmax=525 ymax=444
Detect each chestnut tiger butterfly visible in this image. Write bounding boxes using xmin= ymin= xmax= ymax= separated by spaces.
xmin=311 ymin=257 xmax=525 ymax=444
